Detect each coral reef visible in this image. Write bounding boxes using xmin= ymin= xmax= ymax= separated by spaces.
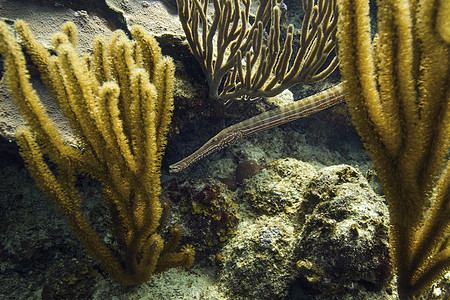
xmin=4 ymin=0 xmax=444 ymax=298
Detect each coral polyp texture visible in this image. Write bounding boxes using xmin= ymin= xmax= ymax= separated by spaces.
xmin=0 ymin=20 xmax=194 ymax=286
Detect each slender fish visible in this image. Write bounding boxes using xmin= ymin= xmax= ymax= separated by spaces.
xmin=169 ymin=83 xmax=346 ymax=173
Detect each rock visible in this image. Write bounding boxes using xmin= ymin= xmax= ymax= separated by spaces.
xmin=219 ymin=215 xmax=299 ymax=300
xmin=220 ymin=159 xmax=394 ymax=299
xmin=163 ymin=177 xmax=240 ymax=261
xmin=240 ymin=158 xmax=317 ymax=215
xmin=294 ymin=164 xmax=392 ymax=298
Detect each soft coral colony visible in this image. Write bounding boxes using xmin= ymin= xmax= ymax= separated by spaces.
xmin=0 ymin=0 xmax=448 ymax=298
xmin=0 ymin=20 xmax=194 ymax=286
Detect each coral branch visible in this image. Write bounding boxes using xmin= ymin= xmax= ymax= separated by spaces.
xmin=0 ymin=20 xmax=194 ymax=286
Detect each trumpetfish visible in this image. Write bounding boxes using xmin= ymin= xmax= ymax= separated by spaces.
xmin=169 ymin=83 xmax=346 ymax=173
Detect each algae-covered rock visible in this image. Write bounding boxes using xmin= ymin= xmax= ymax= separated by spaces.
xmin=219 ymin=215 xmax=299 ymax=300
xmin=221 ymin=159 xmax=393 ymax=299
xmin=163 ymin=178 xmax=240 ymax=260
xmin=295 ymin=164 xmax=392 ymax=297
xmin=240 ymin=158 xmax=317 ymax=215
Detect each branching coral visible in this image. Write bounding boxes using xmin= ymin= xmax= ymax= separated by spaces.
xmin=337 ymin=0 xmax=450 ymax=297
xmin=176 ymin=0 xmax=339 ymax=100
xmin=0 ymin=20 xmax=194 ymax=286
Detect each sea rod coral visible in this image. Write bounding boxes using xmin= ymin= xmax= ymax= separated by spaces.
xmin=338 ymin=0 xmax=450 ymax=297
xmin=0 ymin=20 xmax=194 ymax=286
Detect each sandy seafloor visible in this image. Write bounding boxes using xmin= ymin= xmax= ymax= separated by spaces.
xmin=0 ymin=0 xmax=449 ymax=299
